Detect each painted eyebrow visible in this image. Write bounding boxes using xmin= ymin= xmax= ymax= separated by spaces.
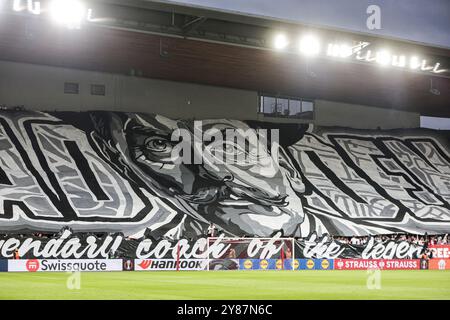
xmin=124 ymin=126 xmax=172 ymax=139
xmin=202 ymin=128 xmax=232 ymax=146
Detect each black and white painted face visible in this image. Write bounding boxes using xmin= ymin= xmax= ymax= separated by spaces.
xmin=0 ymin=111 xmax=448 ymax=237
xmin=124 ymin=115 xmax=306 ymax=237
xmin=196 ymin=120 xmax=306 ymax=237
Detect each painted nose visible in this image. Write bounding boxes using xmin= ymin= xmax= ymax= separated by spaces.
xmin=198 ymin=165 xmax=234 ymax=183
xmin=289 ymin=173 xmax=305 ymax=193
xmin=221 ymin=173 xmax=233 ymax=182
xmin=226 ymin=181 xmax=287 ymax=206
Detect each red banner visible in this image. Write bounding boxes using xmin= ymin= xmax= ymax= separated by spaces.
xmin=429 ymin=245 xmax=450 ymax=259
xmin=334 ymin=259 xmax=420 ymax=270
xmin=428 ymin=259 xmax=450 ymax=270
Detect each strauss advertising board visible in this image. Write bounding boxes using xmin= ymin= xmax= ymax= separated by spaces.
xmin=334 ymin=259 xmax=421 ymax=270
xmin=428 ymin=259 xmax=450 ymax=270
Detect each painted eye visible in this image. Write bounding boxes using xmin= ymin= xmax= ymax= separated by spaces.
xmin=223 ymin=142 xmax=245 ymax=156
xmin=224 ymin=144 xmax=234 ymax=154
xmin=144 ymin=137 xmax=172 ymax=153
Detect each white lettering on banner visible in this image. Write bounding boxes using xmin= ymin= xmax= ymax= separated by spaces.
xmin=136 ymin=234 xmax=229 ymax=259
xmin=302 ymin=233 xmax=344 ymax=258
xmin=386 ymin=260 xmax=418 ymax=269
xmin=429 ymin=246 xmax=450 ymax=259
xmin=246 ymin=233 xmax=284 ymax=259
xmin=1 ymin=238 xmax=20 ymax=257
xmin=0 ymin=230 xmax=123 ymax=259
xmin=0 ymin=233 xmax=239 ymax=259
xmin=0 ymin=232 xmax=426 ymax=260
xmin=8 ymin=259 xmax=123 ymax=272
xmin=298 ymin=234 xmax=423 ymax=259
xmin=207 ymin=236 xmax=231 ymax=259
xmin=361 ymin=238 xmax=422 ymax=259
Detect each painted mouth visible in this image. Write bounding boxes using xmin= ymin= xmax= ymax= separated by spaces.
xmin=178 ymin=185 xmax=288 ymax=208
xmin=218 ymin=194 xmax=254 ymax=206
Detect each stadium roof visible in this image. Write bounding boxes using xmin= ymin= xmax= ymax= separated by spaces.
xmin=153 ymin=0 xmax=450 ymax=49
xmin=0 ymin=0 xmax=449 ymax=117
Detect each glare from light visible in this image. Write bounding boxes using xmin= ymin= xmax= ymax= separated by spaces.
xmin=49 ymin=0 xmax=87 ymax=29
xmin=273 ymin=34 xmax=289 ymax=50
xmin=432 ymin=63 xmax=446 ymax=74
xmin=362 ymin=50 xmax=376 ymax=62
xmin=420 ymin=60 xmax=433 ymax=71
xmin=86 ymin=8 xmax=93 ymax=21
xmin=376 ymin=50 xmax=391 ymax=66
xmin=28 ymin=0 xmax=41 ymax=15
xmin=13 ymin=0 xmax=22 ymax=11
xmin=338 ymin=44 xmax=353 ymax=57
xmin=410 ymin=56 xmax=420 ymax=69
xmin=392 ymin=55 xmax=406 ymax=67
xmin=299 ymin=35 xmax=320 ymax=56
xmin=327 ymin=43 xmax=353 ymax=58
xmin=327 ymin=43 xmax=337 ymax=56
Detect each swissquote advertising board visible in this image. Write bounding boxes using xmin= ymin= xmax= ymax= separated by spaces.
xmin=8 ymin=259 xmax=123 ymax=272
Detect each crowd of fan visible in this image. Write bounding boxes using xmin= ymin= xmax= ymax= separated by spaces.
xmin=331 ymin=233 xmax=448 ymax=245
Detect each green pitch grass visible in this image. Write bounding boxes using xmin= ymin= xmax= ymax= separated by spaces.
xmin=0 ymin=270 xmax=449 ymax=300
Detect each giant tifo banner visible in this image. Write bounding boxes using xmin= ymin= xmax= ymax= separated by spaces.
xmin=0 ymin=110 xmax=449 ymax=239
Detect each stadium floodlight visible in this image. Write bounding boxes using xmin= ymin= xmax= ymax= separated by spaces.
xmin=273 ymin=34 xmax=289 ymax=50
xmin=27 ymin=0 xmax=40 ymax=14
xmin=392 ymin=55 xmax=406 ymax=68
xmin=10 ymin=0 xmax=41 ymax=14
xmin=432 ymin=63 xmax=446 ymax=74
xmin=327 ymin=43 xmax=353 ymax=58
xmin=376 ymin=50 xmax=391 ymax=66
xmin=12 ymin=0 xmax=22 ymax=11
xmin=338 ymin=44 xmax=353 ymax=58
xmin=299 ymin=35 xmax=320 ymax=56
xmin=410 ymin=56 xmax=421 ymax=69
xmin=49 ymin=0 xmax=87 ymax=29
xmin=86 ymin=8 xmax=93 ymax=21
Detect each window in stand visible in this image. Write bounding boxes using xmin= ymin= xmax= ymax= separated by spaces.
xmin=259 ymin=94 xmax=314 ymax=120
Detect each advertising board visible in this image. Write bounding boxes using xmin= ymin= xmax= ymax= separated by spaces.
xmin=8 ymin=259 xmax=123 ymax=272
